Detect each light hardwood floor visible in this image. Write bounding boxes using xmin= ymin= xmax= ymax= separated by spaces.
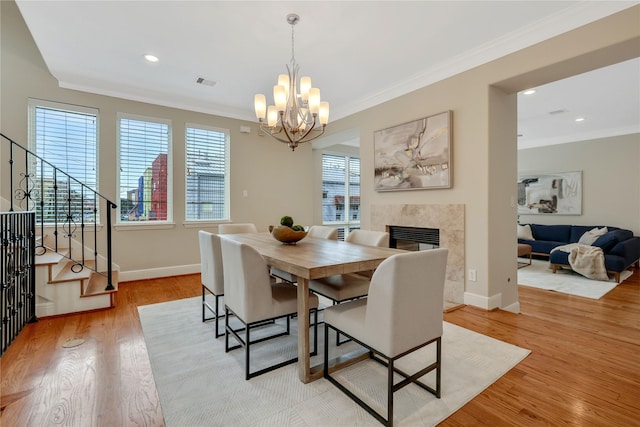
xmin=1 ymin=268 xmax=638 ymax=426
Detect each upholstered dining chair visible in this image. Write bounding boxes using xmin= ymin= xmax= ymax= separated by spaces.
xmin=218 ymin=223 xmax=258 ymax=234
xmin=309 ymin=229 xmax=389 ymax=346
xmin=307 ymin=225 xmax=339 ymax=240
xmin=198 ymin=230 xmax=225 ymax=337
xmin=308 ymin=229 xmax=389 ymax=305
xmin=219 ymin=237 xmax=319 ymax=380
xmin=270 ymin=225 xmax=339 ymax=283
xmin=323 ymin=248 xmax=449 ymax=427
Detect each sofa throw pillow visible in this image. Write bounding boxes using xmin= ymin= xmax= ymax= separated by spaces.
xmin=578 ymin=227 xmax=608 ymax=246
xmin=592 ymin=230 xmax=619 ymax=252
xmin=517 ymin=224 xmax=534 ymax=240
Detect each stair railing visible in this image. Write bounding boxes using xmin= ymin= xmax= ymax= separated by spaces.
xmin=1 ymin=211 xmax=36 ymax=355
xmin=1 ymin=133 xmax=117 ymax=291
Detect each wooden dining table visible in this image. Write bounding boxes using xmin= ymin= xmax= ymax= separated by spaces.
xmin=219 ymin=231 xmax=404 ymax=383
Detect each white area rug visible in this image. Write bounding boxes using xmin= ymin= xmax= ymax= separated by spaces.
xmin=518 ymin=259 xmax=632 ymax=299
xmin=139 ymin=297 xmax=530 ymax=427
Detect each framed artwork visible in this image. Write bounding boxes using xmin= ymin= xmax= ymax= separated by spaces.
xmin=517 ymin=171 xmax=582 ymax=215
xmin=374 ymin=111 xmax=452 ymax=191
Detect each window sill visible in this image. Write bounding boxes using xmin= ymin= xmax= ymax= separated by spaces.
xmin=114 ymin=222 xmax=176 ymax=231
xmin=182 ymin=220 xmax=229 ymax=229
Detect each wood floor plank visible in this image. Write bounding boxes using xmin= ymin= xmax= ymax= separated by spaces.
xmin=1 ymin=274 xmax=201 ymax=426
xmin=1 ymin=268 xmax=639 ymax=426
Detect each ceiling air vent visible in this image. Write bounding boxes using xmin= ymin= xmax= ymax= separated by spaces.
xmin=196 ymin=77 xmax=216 ymax=87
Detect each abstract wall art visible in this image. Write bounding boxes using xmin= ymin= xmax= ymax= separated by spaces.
xmin=517 ymin=170 xmax=582 ymax=215
xmin=374 ymin=111 xmax=452 ymax=191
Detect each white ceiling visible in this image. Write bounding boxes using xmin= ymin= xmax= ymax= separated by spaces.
xmin=15 ymin=1 xmax=640 ymax=148
xmin=517 ymin=57 xmax=639 ymax=149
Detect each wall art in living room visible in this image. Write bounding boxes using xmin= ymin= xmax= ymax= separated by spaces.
xmin=517 ymin=170 xmax=582 ymax=215
xmin=374 ymin=111 xmax=452 ymax=191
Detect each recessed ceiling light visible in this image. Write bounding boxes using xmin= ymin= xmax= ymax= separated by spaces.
xmin=144 ymin=54 xmax=159 ymax=63
xmin=523 ymin=89 xmax=536 ymax=95
xmin=575 ymin=117 xmax=585 ymax=122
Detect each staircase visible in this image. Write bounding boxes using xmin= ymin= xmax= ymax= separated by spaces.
xmin=34 ymin=233 xmax=119 ymax=317
xmin=1 ymin=132 xmax=118 ymax=322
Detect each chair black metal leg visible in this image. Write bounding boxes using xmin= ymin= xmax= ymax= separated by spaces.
xmin=225 ymin=307 xmax=305 ymax=380
xmin=224 ymin=307 xmax=230 ymax=352
xmin=334 ymin=301 xmax=343 ymax=346
xmin=245 ymin=323 xmax=251 ymax=380
xmin=202 ymin=286 xmax=206 ymax=322
xmin=310 ymin=309 xmax=318 ymax=356
xmin=286 ymin=313 xmax=290 ymax=334
xmin=314 ymin=309 xmax=318 ymax=355
xmin=387 ymin=359 xmax=394 ymax=427
xmin=324 ymin=324 xmax=441 ymax=427
xmin=203 ymin=288 xmax=227 ymax=338
xmin=202 ymin=286 xmax=218 ymax=323
xmin=436 ymin=337 xmax=441 ymax=398
xmin=323 ymin=323 xmax=329 ymax=377
xmin=214 ymin=294 xmax=223 ymax=338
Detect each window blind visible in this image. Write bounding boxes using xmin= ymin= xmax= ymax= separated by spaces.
xmin=118 ymin=116 xmax=171 ymax=222
xmin=321 ymin=153 xmax=360 ymax=239
xmin=348 ymin=156 xmax=361 ymax=222
xmin=29 ymin=101 xmax=98 ymax=224
xmin=185 ymin=125 xmax=229 ymax=221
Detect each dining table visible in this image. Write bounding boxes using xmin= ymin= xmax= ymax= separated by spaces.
xmin=219 ymin=231 xmax=405 ymax=383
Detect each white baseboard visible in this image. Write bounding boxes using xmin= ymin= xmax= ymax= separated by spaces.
xmin=119 ymin=264 xmax=200 ymax=282
xmin=464 ymin=291 xmax=502 ymax=310
xmin=36 ymin=302 xmax=55 ymax=318
xmin=502 ymin=301 xmax=521 ymax=313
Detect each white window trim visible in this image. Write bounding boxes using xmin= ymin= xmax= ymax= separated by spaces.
xmin=27 ymin=98 xmax=101 ymax=225
xmin=321 ymin=151 xmax=361 ymax=235
xmin=183 ymin=123 xmax=230 ymax=224
xmin=116 ymin=112 xmax=173 ymax=226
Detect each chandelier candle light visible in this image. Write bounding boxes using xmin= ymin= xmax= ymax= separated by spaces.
xmin=254 ymin=13 xmax=329 ymax=151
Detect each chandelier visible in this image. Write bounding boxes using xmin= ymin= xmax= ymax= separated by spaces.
xmin=254 ymin=13 xmax=329 ymax=151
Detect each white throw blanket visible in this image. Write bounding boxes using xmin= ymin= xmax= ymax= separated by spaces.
xmin=551 ymin=243 xmax=609 ymax=281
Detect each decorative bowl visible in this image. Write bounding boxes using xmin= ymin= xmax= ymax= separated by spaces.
xmin=269 ymin=225 xmax=307 ymax=244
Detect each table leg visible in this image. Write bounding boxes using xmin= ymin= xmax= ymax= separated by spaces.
xmin=296 ymin=276 xmax=311 ymax=383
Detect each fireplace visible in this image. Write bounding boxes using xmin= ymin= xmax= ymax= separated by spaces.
xmin=388 ymin=225 xmax=439 ymax=251
xmin=371 ymin=204 xmax=464 ymax=305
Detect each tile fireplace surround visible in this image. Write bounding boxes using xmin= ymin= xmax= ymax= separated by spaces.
xmin=371 ymin=204 xmax=464 ymax=305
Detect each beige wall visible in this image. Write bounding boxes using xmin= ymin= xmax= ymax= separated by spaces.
xmin=321 ymin=6 xmax=639 ymax=310
xmin=518 ymin=134 xmax=640 ymax=234
xmin=2 ymin=1 xmax=639 ymax=308
xmin=1 ymin=1 xmax=313 ymax=277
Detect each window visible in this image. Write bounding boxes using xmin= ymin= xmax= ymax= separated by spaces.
xmin=28 ymin=100 xmax=98 ymax=224
xmin=117 ymin=114 xmax=172 ymax=223
xmin=322 ymin=153 xmax=360 ymax=239
xmin=185 ymin=124 xmax=229 ymax=221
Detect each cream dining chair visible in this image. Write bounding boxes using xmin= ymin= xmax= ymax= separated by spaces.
xmin=308 ymin=229 xmax=389 ymax=304
xmin=323 ymin=248 xmax=449 ymax=427
xmin=198 ymin=230 xmax=225 ymax=337
xmin=307 ymin=225 xmax=340 ymax=240
xmin=309 ymin=229 xmax=389 ymax=345
xmin=220 ymin=236 xmax=319 ymax=380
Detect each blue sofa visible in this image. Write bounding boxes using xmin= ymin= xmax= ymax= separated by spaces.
xmin=518 ymin=224 xmax=640 ymax=282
